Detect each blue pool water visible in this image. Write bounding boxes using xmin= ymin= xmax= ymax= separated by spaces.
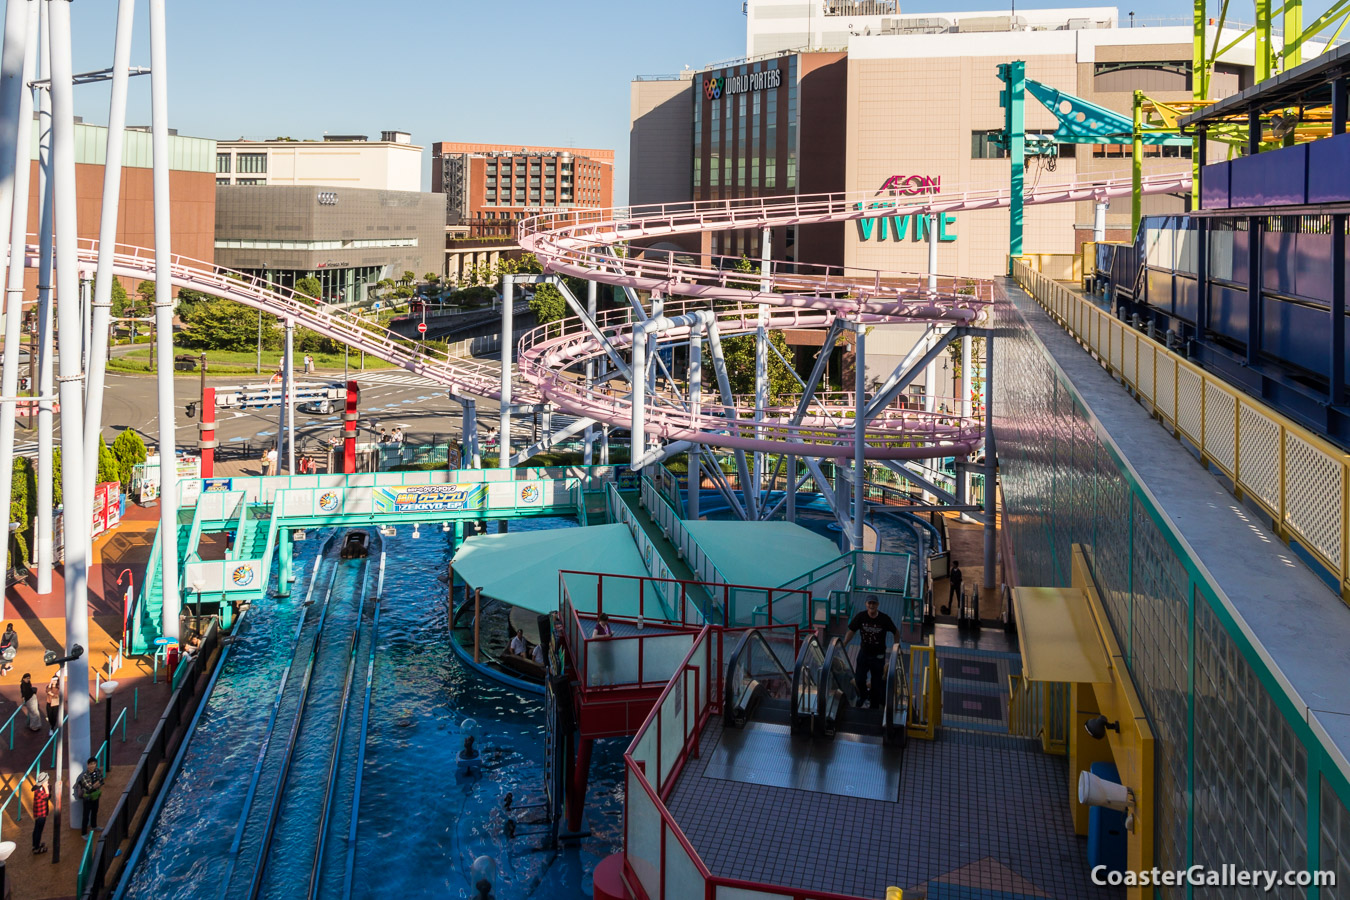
xmin=121 ymin=516 xmax=623 ymax=899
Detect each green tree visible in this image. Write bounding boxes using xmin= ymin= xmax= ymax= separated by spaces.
xmin=294 ymin=276 xmax=323 ymax=302
xmin=399 ymin=270 xmax=415 ymax=287
xmin=295 ymin=326 xmax=339 ymax=355
xmin=528 ymin=283 xmax=567 ymax=326
xmin=180 ymin=298 xmax=276 ymax=351
xmin=110 ymin=429 xmax=148 ymax=488
xmin=136 ymin=280 xmax=155 ymax=306
xmin=8 ymin=457 xmax=33 ymax=568
xmin=423 ymin=273 xmax=439 ymax=284
xmin=393 ymin=285 xmax=415 ymax=299
xmin=712 ymin=331 xmax=797 ymax=405
xmin=97 ymin=435 xmax=119 ymax=485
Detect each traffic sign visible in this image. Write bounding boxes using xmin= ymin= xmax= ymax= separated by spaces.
xmin=418 ymin=322 xmax=427 ymax=334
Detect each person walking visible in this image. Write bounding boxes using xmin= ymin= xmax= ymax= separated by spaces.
xmin=943 ymin=559 xmax=964 ymax=616
xmin=843 ymin=596 xmax=900 ymax=708
xmin=44 ymin=674 xmax=60 ymax=734
xmin=0 ymin=624 xmax=17 ymax=675
xmin=30 ymin=772 xmax=49 ymax=854
xmin=76 ymin=757 xmax=105 ymax=837
xmin=19 ymin=673 xmax=41 ymax=731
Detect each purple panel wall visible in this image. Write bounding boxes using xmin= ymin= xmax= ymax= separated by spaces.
xmin=1229 ymin=145 xmax=1307 ymax=207
xmin=1307 ymin=132 xmax=1350 ymax=204
xmin=1201 ymin=162 xmax=1230 ymax=209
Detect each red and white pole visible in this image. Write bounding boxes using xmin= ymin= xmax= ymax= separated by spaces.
xmin=343 ymin=380 xmax=359 ymax=473
xmin=199 ymin=387 xmax=216 ymax=477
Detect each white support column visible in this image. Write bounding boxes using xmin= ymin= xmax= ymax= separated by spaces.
xmin=462 ymin=398 xmax=480 ymax=468
xmin=1093 ymin=200 xmax=1108 ymax=242
xmin=149 ymin=0 xmax=180 ymax=642
xmin=961 ymin=334 xmax=973 ymax=419
xmin=631 ymin=318 xmax=647 ymax=465
xmin=49 ymin=0 xmax=92 ymax=826
xmin=927 ymin=212 xmax=938 ymax=293
xmin=0 ymin=0 xmax=29 ymax=240
xmin=0 ymin=0 xmax=36 ymax=609
xmin=852 ymin=324 xmax=866 ymax=552
xmin=498 ymin=275 xmax=514 ymax=469
xmin=284 ymin=319 xmax=295 ymax=474
xmin=752 ymin=226 xmax=771 ymax=518
xmin=687 ymin=331 xmax=701 ymax=519
xmin=583 ymin=279 xmax=597 ymax=466
xmin=83 ymin=0 xmax=135 ymax=505
xmin=923 ymin=330 xmax=938 ymax=414
xmin=983 ymin=331 xmax=997 ymax=590
xmin=34 ymin=18 xmax=54 ymax=598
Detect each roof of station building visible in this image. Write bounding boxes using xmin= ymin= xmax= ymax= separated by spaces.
xmin=680 ymin=520 xmax=842 ymax=588
xmin=452 ymin=523 xmax=649 ymax=616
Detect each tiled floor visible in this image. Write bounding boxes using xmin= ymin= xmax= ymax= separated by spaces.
xmin=666 ymin=719 xmax=1123 ymax=900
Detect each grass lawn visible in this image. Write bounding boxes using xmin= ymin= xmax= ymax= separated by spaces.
xmin=108 ymin=347 xmax=398 ymax=375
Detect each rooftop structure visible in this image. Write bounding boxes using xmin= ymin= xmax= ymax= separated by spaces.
xmin=214 ymin=131 xmax=422 ymax=191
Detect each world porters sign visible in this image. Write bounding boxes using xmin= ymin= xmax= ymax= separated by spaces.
xmin=704 ymin=67 xmax=782 ymax=101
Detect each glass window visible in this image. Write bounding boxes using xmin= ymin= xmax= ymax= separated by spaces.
xmin=236 ymin=153 xmax=267 ymax=174
xmin=216 ymin=153 xmax=231 ymax=174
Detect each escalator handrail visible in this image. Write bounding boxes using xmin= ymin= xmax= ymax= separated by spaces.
xmin=882 ymin=642 xmax=907 ymax=738
xmin=791 ymin=634 xmax=825 ymax=733
xmin=818 ymin=638 xmax=857 ymax=727
xmin=723 ymin=628 xmax=792 ymax=715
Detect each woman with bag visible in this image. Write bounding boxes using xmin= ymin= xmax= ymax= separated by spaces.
xmin=19 ymin=673 xmax=42 ymax=731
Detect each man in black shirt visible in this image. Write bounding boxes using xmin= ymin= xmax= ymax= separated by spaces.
xmin=844 ymin=595 xmax=899 ymax=708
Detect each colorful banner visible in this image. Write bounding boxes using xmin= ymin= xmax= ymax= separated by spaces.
xmin=517 ymin=483 xmax=543 ymax=507
xmin=203 ymin=478 xmax=234 ymax=494
xmin=374 ymin=483 xmax=487 ymax=515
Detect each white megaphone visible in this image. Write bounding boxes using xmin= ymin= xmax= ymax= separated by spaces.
xmin=1078 ymin=770 xmax=1136 ymax=830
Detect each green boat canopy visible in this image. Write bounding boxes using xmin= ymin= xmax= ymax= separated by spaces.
xmin=451 ymin=523 xmax=652 ymax=617
xmin=680 ymin=520 xmax=842 ymax=587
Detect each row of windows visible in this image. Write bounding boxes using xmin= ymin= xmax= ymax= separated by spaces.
xmin=217 ymin=178 xmax=265 ymax=186
xmin=214 ymin=237 xmax=418 ymax=251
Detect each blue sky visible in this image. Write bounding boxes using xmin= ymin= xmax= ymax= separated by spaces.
xmin=39 ymin=0 xmax=1343 ymax=201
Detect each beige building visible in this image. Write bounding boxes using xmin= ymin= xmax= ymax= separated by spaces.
xmin=629 ymin=74 xmax=696 ymax=209
xmin=843 ymin=25 xmax=1255 ymax=280
xmin=215 ymin=131 xmax=422 ymax=192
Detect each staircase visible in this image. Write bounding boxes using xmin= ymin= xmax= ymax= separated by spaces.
xmin=238 ymin=504 xmax=274 ymax=558
xmin=131 ymin=507 xmax=195 ymax=653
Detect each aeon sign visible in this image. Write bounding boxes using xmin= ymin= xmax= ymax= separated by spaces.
xmin=879 ymin=175 xmax=941 ymax=195
xmin=856 ymin=175 xmax=955 ymax=243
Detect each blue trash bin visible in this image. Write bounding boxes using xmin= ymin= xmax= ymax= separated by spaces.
xmin=1087 ymin=761 xmax=1129 ymax=874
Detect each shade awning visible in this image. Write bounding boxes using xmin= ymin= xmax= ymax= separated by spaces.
xmin=1013 ymin=587 xmax=1112 ymax=684
xmin=451 ymin=523 xmax=650 ymax=616
xmin=681 ymin=520 xmax=841 ymax=587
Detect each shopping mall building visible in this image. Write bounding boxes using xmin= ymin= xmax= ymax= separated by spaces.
xmin=630 ymin=6 xmax=1251 ymax=280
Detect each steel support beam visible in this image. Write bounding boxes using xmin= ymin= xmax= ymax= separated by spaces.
xmin=83 ymin=0 xmax=137 ymax=497
xmin=0 ymin=0 xmax=36 ymax=608
xmin=50 ymin=0 xmax=93 ymax=824
xmin=983 ymin=333 xmax=998 ymax=590
xmin=499 ymin=274 xmax=514 ymax=469
xmin=852 ymin=324 xmax=867 ymax=552
xmin=864 ymin=327 xmax=967 ymax=421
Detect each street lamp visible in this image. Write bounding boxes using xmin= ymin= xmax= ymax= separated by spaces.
xmin=115 ymin=569 xmax=135 ymax=647
xmin=101 ymin=681 xmax=119 ymax=772
xmin=0 ymin=841 xmax=14 ymax=898
xmin=44 ymin=644 xmax=83 ymax=865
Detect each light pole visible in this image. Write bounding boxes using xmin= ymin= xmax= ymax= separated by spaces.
xmin=115 ymin=569 xmax=134 ymax=648
xmin=101 ymin=680 xmax=118 ymax=772
xmin=0 ymin=841 xmax=14 ymax=899
xmin=43 ymin=644 xmax=83 ymax=864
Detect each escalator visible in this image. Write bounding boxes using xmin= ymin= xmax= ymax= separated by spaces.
xmin=727 ymin=630 xmax=908 ymax=749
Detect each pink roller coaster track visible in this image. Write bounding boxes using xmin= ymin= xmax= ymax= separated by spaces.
xmin=44 ymin=171 xmax=1188 ymax=461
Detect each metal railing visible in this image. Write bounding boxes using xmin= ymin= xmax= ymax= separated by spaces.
xmin=0 ymin=716 xmax=64 ymax=841
xmin=1014 ymin=259 xmax=1350 ymax=603
xmin=1008 ymin=673 xmax=1070 ymax=754
xmin=560 ymin=584 xmax=703 ymax=693
xmin=906 ymin=637 xmax=943 ymax=740
xmin=622 ymin=625 xmax=885 ymax=900
xmin=639 ymin=476 xmax=731 ymax=594
xmin=81 ymin=620 xmax=222 ymax=900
